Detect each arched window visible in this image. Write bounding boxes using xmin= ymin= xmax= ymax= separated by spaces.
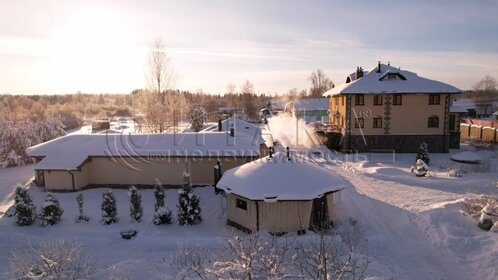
xmin=428 ymin=115 xmax=439 ymax=128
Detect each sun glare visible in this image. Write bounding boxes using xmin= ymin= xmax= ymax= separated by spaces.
xmin=51 ymin=6 xmax=145 ymax=93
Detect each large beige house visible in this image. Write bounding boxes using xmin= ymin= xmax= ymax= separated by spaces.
xmin=217 ymin=153 xmax=343 ymax=234
xmin=323 ymin=62 xmax=461 ymax=152
xmin=27 ymin=121 xmax=266 ymax=191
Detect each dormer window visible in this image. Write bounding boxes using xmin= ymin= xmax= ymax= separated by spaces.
xmin=379 ymin=72 xmax=406 ymax=81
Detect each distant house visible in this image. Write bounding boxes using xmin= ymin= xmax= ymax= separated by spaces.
xmin=272 ymin=98 xmax=329 ymax=123
xmin=27 ymin=121 xmax=266 ymax=191
xmin=323 ymin=62 xmax=461 ymax=152
xmin=217 ymin=153 xmax=343 ymax=234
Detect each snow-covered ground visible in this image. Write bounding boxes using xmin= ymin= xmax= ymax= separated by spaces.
xmin=0 ymin=144 xmax=497 ymax=279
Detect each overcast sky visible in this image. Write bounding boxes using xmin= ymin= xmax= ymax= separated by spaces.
xmin=1 ymin=0 xmax=497 ymax=94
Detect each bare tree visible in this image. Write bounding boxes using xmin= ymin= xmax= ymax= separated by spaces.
xmin=472 ymin=75 xmax=498 ymax=115
xmin=9 ymin=239 xmax=95 ymax=279
xmin=309 ymin=69 xmax=334 ymax=98
xmin=293 ymin=229 xmax=370 ymax=280
xmin=171 ymin=243 xmax=210 ymax=280
xmin=138 ymin=39 xmax=178 ymax=132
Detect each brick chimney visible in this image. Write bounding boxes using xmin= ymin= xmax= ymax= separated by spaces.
xmin=356 ymin=66 xmax=364 ymax=79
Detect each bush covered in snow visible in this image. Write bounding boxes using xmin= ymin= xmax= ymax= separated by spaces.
xmin=13 ymin=185 xmax=36 ymax=226
xmin=75 ymin=192 xmax=90 ymax=223
xmin=101 ymin=191 xmax=118 ymax=225
xmin=9 ymin=239 xmax=94 ymax=279
xmin=128 ymin=186 xmax=143 ymax=222
xmin=177 ymin=173 xmax=202 ymax=225
xmin=153 ymin=179 xmax=172 ymax=225
xmin=39 ymin=193 xmax=64 ymax=226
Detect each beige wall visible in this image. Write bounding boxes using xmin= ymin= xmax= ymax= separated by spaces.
xmin=258 ymin=200 xmax=312 ymax=233
xmin=190 ymin=157 xmax=253 ymax=185
xmin=389 ymin=94 xmax=447 ymax=135
xmin=350 ymin=95 xmax=385 ymax=135
xmin=44 ymin=170 xmax=73 ymax=191
xmin=347 ymin=93 xmax=448 ymax=135
xmin=227 ymin=195 xmax=258 ymax=232
xmin=329 ymin=96 xmax=346 ymax=129
xmin=41 ymin=156 xmax=256 ymax=190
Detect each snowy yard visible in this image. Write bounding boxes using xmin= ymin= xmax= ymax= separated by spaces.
xmin=0 ymin=145 xmax=497 ymax=279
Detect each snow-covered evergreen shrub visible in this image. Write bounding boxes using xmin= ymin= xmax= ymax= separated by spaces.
xmin=154 ymin=178 xmax=165 ymax=211
xmin=154 ymin=206 xmax=173 ymax=225
xmin=153 ymin=179 xmax=172 ymax=225
xmin=9 ymin=239 xmax=94 ymax=279
xmin=415 ymin=159 xmax=428 ymax=177
xmin=478 ymin=205 xmax=495 ymax=231
xmin=416 ymin=142 xmax=430 ymax=165
xmin=177 ymin=173 xmax=202 ymax=225
xmin=13 ymin=185 xmax=36 ymax=226
xmin=40 ymin=193 xmax=64 ymax=226
xmin=128 ymin=186 xmax=143 ymax=222
xmin=75 ymin=192 xmax=89 ymax=223
xmin=101 ymin=191 xmax=118 ymax=225
xmin=189 ymin=106 xmax=207 ymax=132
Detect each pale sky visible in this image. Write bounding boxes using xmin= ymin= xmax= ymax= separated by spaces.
xmin=1 ymin=0 xmax=498 ymax=95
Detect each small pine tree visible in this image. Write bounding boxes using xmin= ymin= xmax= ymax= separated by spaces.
xmin=13 ymin=185 xmax=36 ymax=226
xmin=189 ymin=106 xmax=207 ymax=132
xmin=177 ymin=173 xmax=202 ymax=225
xmin=101 ymin=191 xmax=118 ymax=225
xmin=154 ymin=179 xmax=165 ymax=211
xmin=153 ymin=179 xmax=172 ymax=225
xmin=75 ymin=192 xmax=90 ymax=223
xmin=416 ymin=142 xmax=430 ymax=165
xmin=40 ymin=193 xmax=64 ymax=226
xmin=128 ymin=186 xmax=143 ymax=222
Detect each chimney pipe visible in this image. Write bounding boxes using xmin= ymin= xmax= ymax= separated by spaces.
xmin=229 ymin=124 xmax=235 ymax=137
xmin=269 ymin=146 xmax=273 ymax=158
xmin=218 ymin=119 xmax=222 ymax=132
xmin=377 ymin=61 xmax=381 ymax=73
xmin=286 ymin=147 xmax=290 ymax=160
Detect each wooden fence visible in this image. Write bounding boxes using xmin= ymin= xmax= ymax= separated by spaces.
xmin=460 ymin=123 xmax=498 ymax=143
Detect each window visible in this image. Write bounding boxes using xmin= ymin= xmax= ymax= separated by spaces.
xmin=429 ymin=94 xmax=440 ymax=105
xmin=354 ymin=94 xmax=364 ymax=105
xmin=373 ymin=95 xmax=383 ymax=105
xmin=373 ymin=116 xmax=383 ymax=128
xmin=354 ymin=118 xmax=364 ymax=128
xmin=393 ymin=94 xmax=402 ymax=105
xmin=236 ymin=198 xmax=247 ymax=210
xmin=341 ymin=97 xmax=344 ymax=106
xmin=428 ymin=115 xmax=439 ymax=128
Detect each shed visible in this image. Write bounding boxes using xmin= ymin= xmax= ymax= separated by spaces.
xmin=217 ymin=153 xmax=343 ymax=234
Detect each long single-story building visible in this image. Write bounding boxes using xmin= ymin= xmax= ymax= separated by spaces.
xmin=27 ymin=123 xmax=266 ymax=191
xmin=217 ymin=153 xmax=343 ymax=234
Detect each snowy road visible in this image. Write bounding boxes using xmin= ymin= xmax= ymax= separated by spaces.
xmin=309 ymin=147 xmax=497 ymax=280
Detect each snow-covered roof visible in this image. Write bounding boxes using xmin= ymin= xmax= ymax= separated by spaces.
xmin=217 ymin=153 xmax=343 ymax=201
xmin=27 ymin=132 xmax=261 ymax=170
xmin=201 ymin=118 xmax=258 ymax=134
xmin=323 ymin=63 xmax=461 ymax=96
xmin=450 ymin=98 xmax=476 ymax=113
xmin=492 ymin=111 xmax=498 ymax=116
xmin=272 ymin=98 xmax=329 ymax=111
